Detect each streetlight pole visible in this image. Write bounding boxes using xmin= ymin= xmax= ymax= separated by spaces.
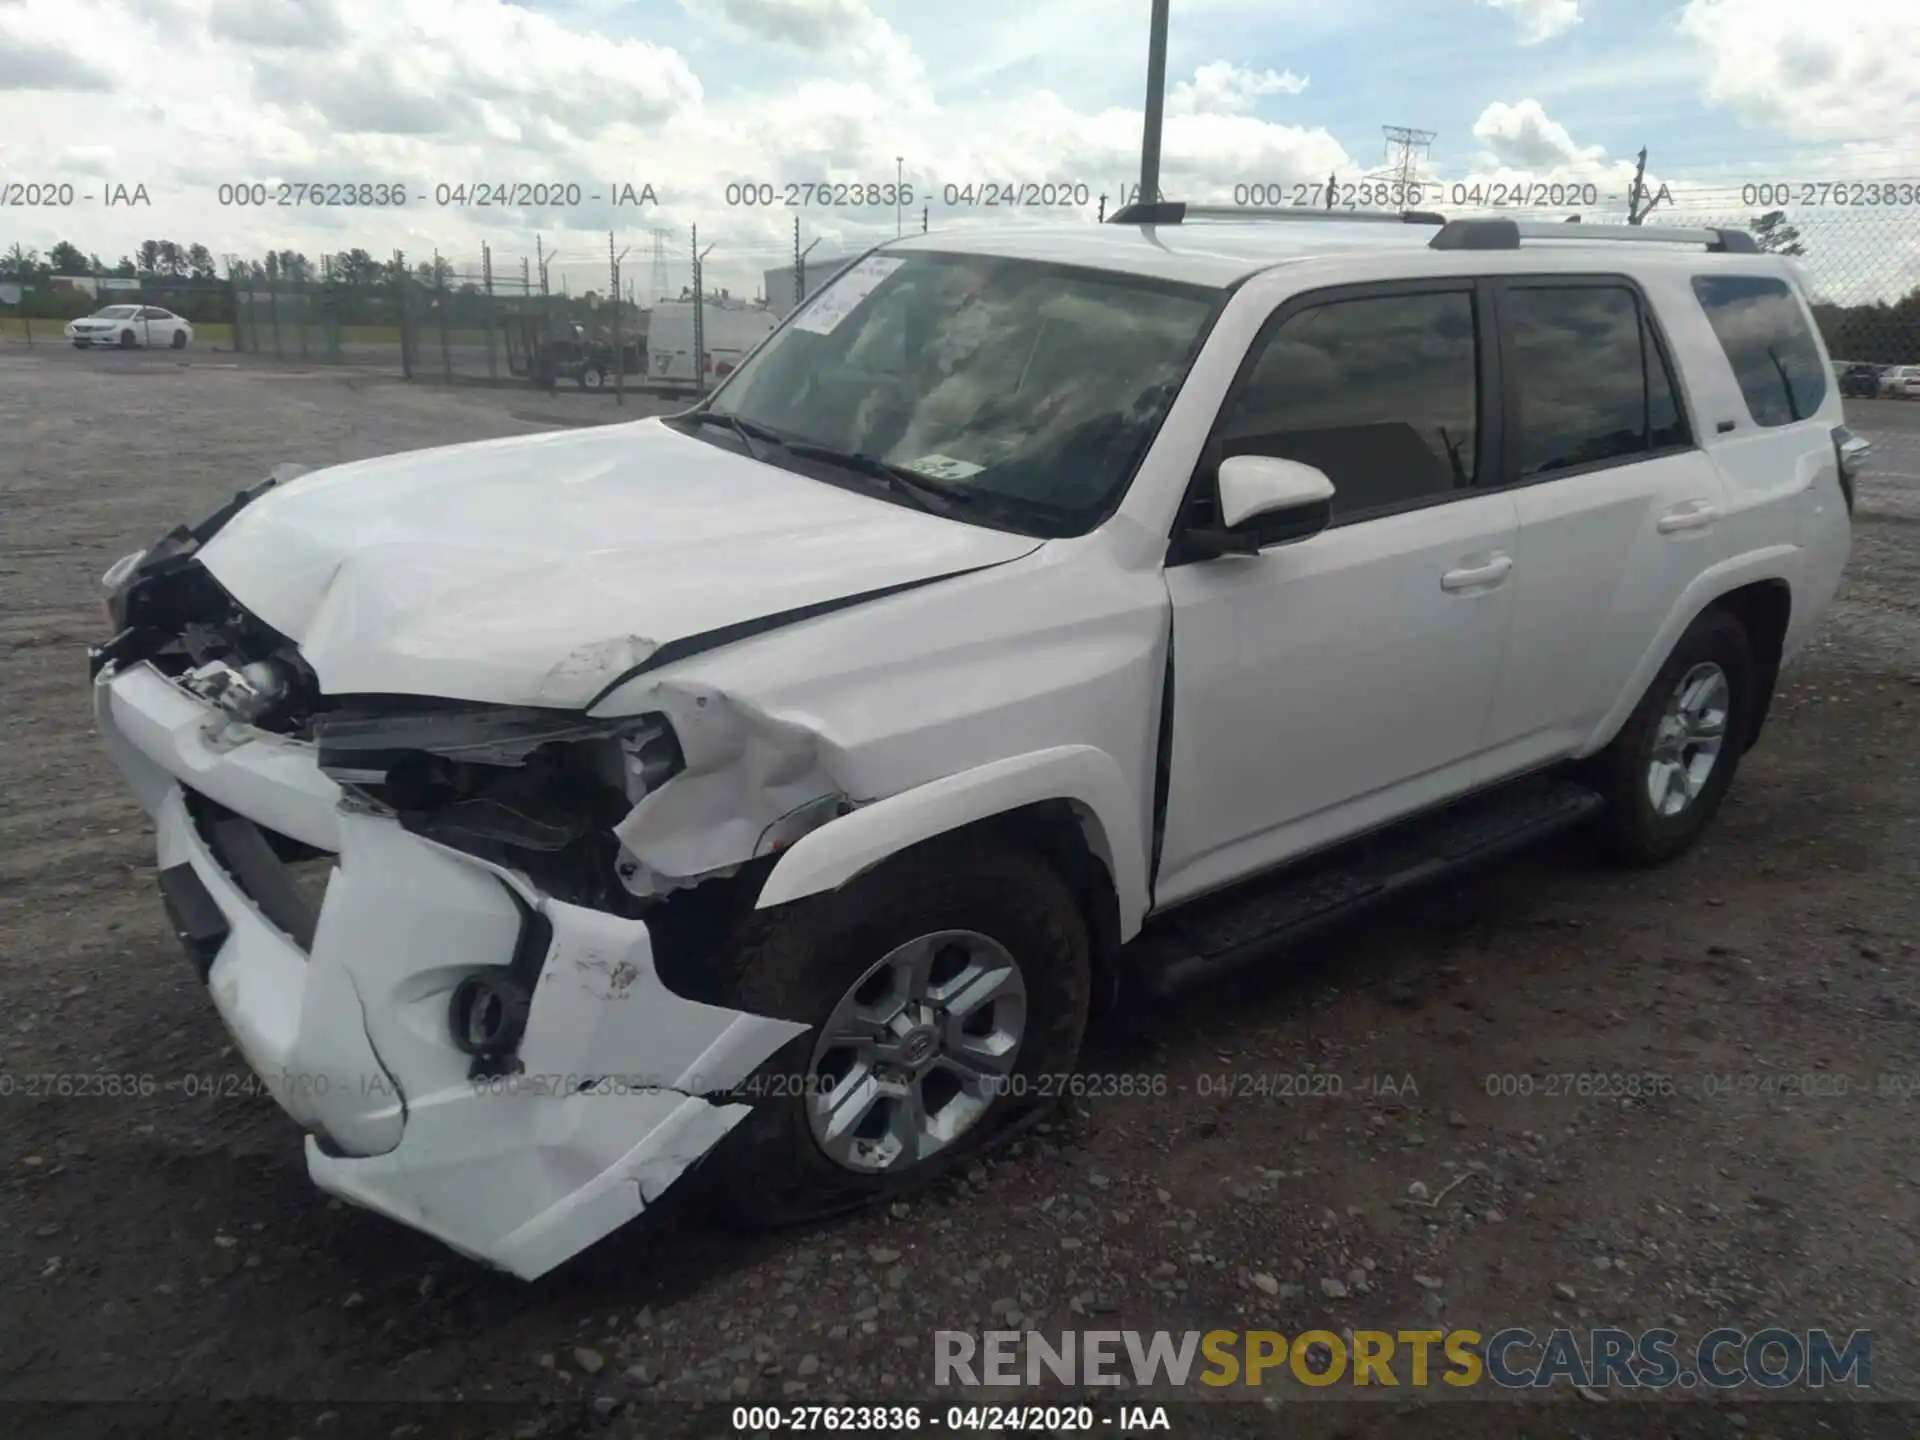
xmin=1137 ymin=0 xmax=1171 ymax=213
xmin=896 ymin=156 xmax=904 ymax=237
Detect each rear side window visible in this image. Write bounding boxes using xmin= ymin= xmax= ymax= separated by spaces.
xmin=1690 ymin=275 xmax=1827 ymax=427
xmin=1505 ymin=284 xmax=1691 ymax=478
xmin=1220 ymin=289 xmax=1479 ymax=520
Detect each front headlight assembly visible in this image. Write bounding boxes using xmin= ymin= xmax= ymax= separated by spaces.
xmin=312 ymin=703 xmax=683 ymax=902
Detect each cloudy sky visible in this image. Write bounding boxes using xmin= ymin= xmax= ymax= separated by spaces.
xmin=0 ymin=0 xmax=1914 ymax=300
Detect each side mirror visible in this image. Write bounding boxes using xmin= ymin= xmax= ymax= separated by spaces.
xmin=1184 ymin=455 xmax=1335 ymax=558
xmin=1218 ymin=454 xmax=1335 ymax=528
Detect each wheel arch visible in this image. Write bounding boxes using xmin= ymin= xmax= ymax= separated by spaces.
xmin=752 ymin=746 xmax=1148 ymax=1011
xmin=1583 ymin=549 xmax=1797 ymax=758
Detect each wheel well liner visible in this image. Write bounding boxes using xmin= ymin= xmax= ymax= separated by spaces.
xmin=1709 ymin=579 xmax=1791 ymax=749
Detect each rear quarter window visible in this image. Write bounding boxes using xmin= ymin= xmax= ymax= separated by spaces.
xmin=1690 ymin=274 xmax=1828 ymax=427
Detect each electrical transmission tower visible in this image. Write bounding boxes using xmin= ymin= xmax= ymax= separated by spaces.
xmin=1379 ymin=125 xmax=1437 ymax=196
xmin=648 ymin=228 xmax=672 ymax=305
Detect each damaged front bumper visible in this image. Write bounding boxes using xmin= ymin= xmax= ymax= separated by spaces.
xmin=94 ymin=660 xmax=805 ymax=1279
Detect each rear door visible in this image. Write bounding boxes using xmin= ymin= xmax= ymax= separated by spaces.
xmin=1476 ymin=276 xmax=1728 ymax=776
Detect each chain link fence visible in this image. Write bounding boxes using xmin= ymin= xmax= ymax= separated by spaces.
xmin=6 ymin=201 xmax=1917 ymax=415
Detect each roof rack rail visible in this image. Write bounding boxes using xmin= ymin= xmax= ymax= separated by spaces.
xmin=1107 ymin=201 xmax=1448 ymax=227
xmin=1429 ymin=218 xmax=1758 ymax=253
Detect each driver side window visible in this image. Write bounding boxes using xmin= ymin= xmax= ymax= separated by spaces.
xmin=1219 ymin=288 xmax=1481 ymax=522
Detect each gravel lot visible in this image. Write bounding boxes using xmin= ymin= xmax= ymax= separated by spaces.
xmin=2 ymin=346 xmax=1917 ymax=1439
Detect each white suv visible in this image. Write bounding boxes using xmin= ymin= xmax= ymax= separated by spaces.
xmin=89 ymin=206 xmax=1858 ymax=1279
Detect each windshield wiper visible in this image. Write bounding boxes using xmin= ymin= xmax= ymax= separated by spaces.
xmin=690 ymin=409 xmax=786 ymax=463
xmin=777 ymin=440 xmax=974 ymax=514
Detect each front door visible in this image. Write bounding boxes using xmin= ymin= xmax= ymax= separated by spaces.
xmin=1156 ymin=282 xmax=1520 ymax=908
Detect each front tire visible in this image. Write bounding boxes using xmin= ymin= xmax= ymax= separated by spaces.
xmin=579 ymin=365 xmax=604 ymax=391
xmin=171 ymin=329 xmax=188 ymax=349
xmin=707 ymin=841 xmax=1091 ymax=1228
xmin=1591 ymin=606 xmax=1753 ymax=866
xmin=119 ymin=329 xmax=136 ymax=349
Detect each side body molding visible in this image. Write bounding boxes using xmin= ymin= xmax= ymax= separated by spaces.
xmin=754 ymin=745 xmax=1152 ymax=939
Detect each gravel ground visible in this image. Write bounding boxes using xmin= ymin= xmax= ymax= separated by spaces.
xmin=1 ymin=347 xmax=1917 ymax=1439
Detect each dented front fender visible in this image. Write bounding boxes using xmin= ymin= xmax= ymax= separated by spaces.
xmin=753 ymin=746 xmax=1151 ymax=937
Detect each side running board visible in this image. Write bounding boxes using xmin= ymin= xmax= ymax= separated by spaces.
xmin=1130 ymin=777 xmax=1603 ymax=997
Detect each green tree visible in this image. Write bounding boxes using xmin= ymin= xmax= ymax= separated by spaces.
xmin=46 ymin=241 xmax=91 ymax=274
xmin=1 ymin=243 xmax=46 ymax=280
xmin=136 ymin=240 xmax=162 ymax=275
xmin=1752 ymin=210 xmax=1806 ymax=257
xmin=185 ymin=244 xmax=217 ymax=280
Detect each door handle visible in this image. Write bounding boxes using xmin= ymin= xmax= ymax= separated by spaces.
xmin=1440 ymin=554 xmax=1512 ymax=591
xmin=1656 ymin=501 xmax=1720 ymax=534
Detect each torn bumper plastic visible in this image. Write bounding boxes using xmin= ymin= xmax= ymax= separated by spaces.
xmin=93 ymin=661 xmax=805 ymax=1279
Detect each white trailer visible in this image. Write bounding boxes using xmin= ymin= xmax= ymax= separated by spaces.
xmin=647 ymin=301 xmax=779 ymax=390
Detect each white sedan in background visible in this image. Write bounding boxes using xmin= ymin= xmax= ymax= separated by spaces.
xmin=66 ymin=305 xmax=194 ymax=350
xmin=1880 ymin=365 xmax=1920 ymax=399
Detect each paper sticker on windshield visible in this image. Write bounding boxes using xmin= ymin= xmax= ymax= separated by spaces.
xmin=902 ymin=454 xmax=984 ymax=480
xmin=791 ymin=257 xmax=905 ymax=335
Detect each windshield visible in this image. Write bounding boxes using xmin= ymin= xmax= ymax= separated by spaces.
xmin=93 ymin=306 xmax=140 ymax=319
xmin=692 ymin=251 xmax=1222 ymax=535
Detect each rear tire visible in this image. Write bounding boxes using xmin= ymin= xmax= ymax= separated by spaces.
xmin=579 ymin=365 xmax=604 ymax=391
xmin=706 ymin=841 xmax=1091 ymax=1229
xmin=1590 ymin=606 xmax=1753 ymax=866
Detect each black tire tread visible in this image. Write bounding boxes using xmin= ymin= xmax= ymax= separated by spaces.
xmin=1591 ymin=605 xmax=1753 ymax=867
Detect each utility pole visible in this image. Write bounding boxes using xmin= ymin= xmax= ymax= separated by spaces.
xmin=794 ymin=217 xmax=820 ymax=311
xmin=609 ymin=231 xmax=630 ymax=405
xmin=1098 ymin=192 xmax=1106 ymax=222
xmin=692 ymin=225 xmax=713 ymax=397
xmin=649 ymin=227 xmax=671 ymax=304
xmin=922 ymin=206 xmax=928 ymax=233
xmin=1135 ymin=0 xmax=1171 ymax=212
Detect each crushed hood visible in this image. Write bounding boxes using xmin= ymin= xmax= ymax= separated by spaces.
xmin=194 ymin=418 xmax=1042 ymax=708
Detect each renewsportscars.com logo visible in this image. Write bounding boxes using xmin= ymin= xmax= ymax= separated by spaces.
xmin=933 ymin=1327 xmax=1873 ymax=1391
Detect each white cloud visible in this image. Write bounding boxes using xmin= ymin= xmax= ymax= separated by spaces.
xmin=207 ymin=0 xmax=347 ymax=49
xmin=714 ymin=0 xmax=876 ymax=48
xmin=698 ymin=0 xmax=924 ymax=94
xmin=1481 ymin=0 xmax=1581 ymax=45
xmin=0 ymin=5 xmax=116 ymax=90
xmin=1167 ymin=60 xmax=1309 ymax=117
xmin=1677 ymin=0 xmax=1918 ymax=135
xmin=1470 ymin=98 xmax=1605 ymax=171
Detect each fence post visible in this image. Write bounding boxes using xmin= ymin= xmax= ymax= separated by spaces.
xmin=691 ymin=224 xmax=704 ymax=398
xmin=609 ymin=231 xmax=624 ymax=408
xmin=482 ymin=242 xmax=498 ymax=384
xmin=267 ymin=274 xmax=283 ymax=360
xmin=435 ymin=251 xmax=452 ymax=382
xmin=297 ymin=274 xmax=310 ymax=362
xmin=538 ymin=240 xmax=557 ymax=397
xmin=323 ymin=256 xmax=340 ymax=362
xmin=394 ymin=250 xmax=413 ymax=380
